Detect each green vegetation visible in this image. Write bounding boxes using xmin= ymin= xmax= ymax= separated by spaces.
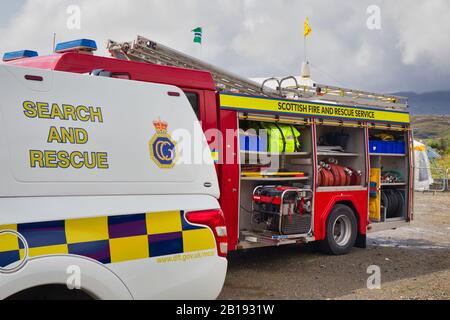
xmin=412 ymin=115 xmax=450 ymax=174
xmin=412 ymin=115 xmax=450 ymax=156
xmin=428 ymin=139 xmax=450 ymax=155
xmin=435 ymin=154 xmax=450 ymax=170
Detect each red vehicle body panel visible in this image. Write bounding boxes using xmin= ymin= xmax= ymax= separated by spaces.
xmin=217 ymin=109 xmax=240 ymax=251
xmin=313 ymin=191 xmax=368 ymax=240
xmin=7 ymin=53 xmax=216 ymax=91
xmin=5 ymin=52 xmax=396 ymax=252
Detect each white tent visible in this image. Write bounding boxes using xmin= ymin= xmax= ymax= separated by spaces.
xmin=414 ymin=140 xmax=434 ymax=191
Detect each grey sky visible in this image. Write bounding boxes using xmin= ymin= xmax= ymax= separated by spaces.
xmin=1 ymin=0 xmax=449 ymax=93
xmin=0 ymin=1 xmax=25 ymax=28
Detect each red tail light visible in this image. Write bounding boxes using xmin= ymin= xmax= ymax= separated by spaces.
xmin=185 ymin=209 xmax=228 ymax=258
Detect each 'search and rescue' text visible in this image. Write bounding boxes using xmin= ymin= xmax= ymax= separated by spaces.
xmin=23 ymin=101 xmax=109 ymax=170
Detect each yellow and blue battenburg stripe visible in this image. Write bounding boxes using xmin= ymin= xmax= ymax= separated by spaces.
xmin=0 ymin=211 xmax=216 ymax=268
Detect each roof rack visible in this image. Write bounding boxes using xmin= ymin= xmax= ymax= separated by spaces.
xmin=107 ymin=35 xmax=408 ymax=111
xmin=107 ymin=35 xmax=279 ymax=97
xmin=277 ymin=79 xmax=408 ymax=110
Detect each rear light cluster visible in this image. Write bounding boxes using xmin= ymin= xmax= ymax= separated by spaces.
xmin=185 ymin=209 xmax=228 ymax=257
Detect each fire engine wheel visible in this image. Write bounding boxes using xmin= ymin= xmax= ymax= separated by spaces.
xmin=320 ymin=204 xmax=357 ymax=255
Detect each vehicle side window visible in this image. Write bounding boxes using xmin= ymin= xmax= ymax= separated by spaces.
xmin=184 ymin=92 xmax=200 ymax=120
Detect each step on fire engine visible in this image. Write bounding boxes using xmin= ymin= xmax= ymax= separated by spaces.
xmin=6 ymin=36 xmax=414 ymax=255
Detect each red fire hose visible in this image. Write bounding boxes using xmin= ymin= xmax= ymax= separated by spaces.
xmin=317 ymin=160 xmax=362 ymax=187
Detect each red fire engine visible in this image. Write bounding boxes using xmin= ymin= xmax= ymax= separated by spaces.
xmin=5 ymin=36 xmax=414 ymax=255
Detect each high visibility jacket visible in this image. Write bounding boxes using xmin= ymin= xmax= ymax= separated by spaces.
xmin=258 ymin=122 xmax=301 ymax=153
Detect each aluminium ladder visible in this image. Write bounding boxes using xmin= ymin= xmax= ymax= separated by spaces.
xmin=107 ymin=35 xmax=408 ymax=111
xmin=107 ymin=35 xmax=278 ymax=97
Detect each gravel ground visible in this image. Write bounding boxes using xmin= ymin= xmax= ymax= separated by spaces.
xmin=219 ymin=192 xmax=450 ymax=300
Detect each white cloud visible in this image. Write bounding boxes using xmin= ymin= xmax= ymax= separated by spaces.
xmin=1 ymin=0 xmax=449 ymax=93
xmin=387 ymin=0 xmax=450 ymax=69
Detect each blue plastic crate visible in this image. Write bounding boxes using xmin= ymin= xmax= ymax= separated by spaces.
xmin=258 ymin=132 xmax=267 ymax=152
xmin=369 ymin=141 xmax=378 ymax=153
xmin=240 ymin=130 xmax=267 ymax=152
xmin=369 ymin=140 xmax=405 ymax=154
xmin=394 ymin=141 xmax=406 ymax=154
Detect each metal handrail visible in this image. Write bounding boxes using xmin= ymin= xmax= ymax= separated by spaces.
xmin=446 ymin=168 xmax=450 ymax=191
xmin=415 ymin=166 xmax=447 ymax=192
xmin=261 ymin=78 xmax=282 ymax=96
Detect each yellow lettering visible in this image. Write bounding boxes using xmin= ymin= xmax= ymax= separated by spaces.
xmin=29 ymin=150 xmax=109 ymax=169
xmin=57 ymin=151 xmax=70 ymax=169
xmin=62 ymin=104 xmax=77 ymax=121
xmin=36 ymin=102 xmax=51 ymax=119
xmin=44 ymin=151 xmax=58 ymax=168
xmin=50 ymin=103 xmax=65 ymax=120
xmin=89 ymin=107 xmax=103 ymax=123
xmin=22 ymin=101 xmax=104 ymax=123
xmin=47 ymin=126 xmax=62 ymax=143
xmin=74 ymin=128 xmax=88 ymax=144
xmin=70 ymin=151 xmax=84 ymax=169
xmin=97 ymin=152 xmax=109 ymax=169
xmin=48 ymin=127 xmax=88 ymax=144
xmin=29 ymin=150 xmax=43 ymax=168
xmin=76 ymin=106 xmax=90 ymax=122
xmin=84 ymin=152 xmax=97 ymax=169
xmin=60 ymin=127 xmax=75 ymax=144
xmin=23 ymin=101 xmax=37 ymax=118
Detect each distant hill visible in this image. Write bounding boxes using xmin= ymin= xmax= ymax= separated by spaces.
xmin=412 ymin=115 xmax=450 ymax=167
xmin=393 ymin=91 xmax=450 ymax=115
xmin=412 ymin=115 xmax=450 ymax=140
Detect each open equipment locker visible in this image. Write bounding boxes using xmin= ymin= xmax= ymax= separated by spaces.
xmin=368 ymin=127 xmax=413 ymax=227
xmin=238 ymin=114 xmax=315 ymax=247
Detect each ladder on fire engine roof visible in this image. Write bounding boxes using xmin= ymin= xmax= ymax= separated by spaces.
xmin=107 ymin=35 xmax=408 ymax=111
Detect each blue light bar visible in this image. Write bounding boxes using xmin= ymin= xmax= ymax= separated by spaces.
xmin=55 ymin=39 xmax=97 ymax=53
xmin=2 ymin=50 xmax=38 ymax=62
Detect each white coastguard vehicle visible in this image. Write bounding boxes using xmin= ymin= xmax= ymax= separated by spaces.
xmin=0 ymin=61 xmax=227 ymax=299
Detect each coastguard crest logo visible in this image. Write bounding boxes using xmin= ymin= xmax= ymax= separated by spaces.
xmin=150 ymin=119 xmax=177 ymax=169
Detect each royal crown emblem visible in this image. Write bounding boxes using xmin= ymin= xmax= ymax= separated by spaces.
xmin=153 ymin=119 xmax=169 ymax=134
xmin=149 ymin=118 xmax=177 ymax=169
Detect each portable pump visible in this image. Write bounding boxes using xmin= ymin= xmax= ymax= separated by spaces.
xmin=252 ymin=186 xmax=313 ymax=235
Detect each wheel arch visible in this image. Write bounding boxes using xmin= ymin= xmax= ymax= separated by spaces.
xmin=0 ymin=255 xmax=133 ymax=300
xmin=314 ymin=194 xmax=368 ymax=241
xmin=6 ymin=284 xmax=95 ymax=300
xmin=334 ymin=200 xmax=362 ymax=233
xmin=334 ymin=200 xmax=367 ymax=248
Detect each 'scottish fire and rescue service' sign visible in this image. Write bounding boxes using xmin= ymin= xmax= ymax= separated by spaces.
xmin=220 ymin=93 xmax=410 ymax=124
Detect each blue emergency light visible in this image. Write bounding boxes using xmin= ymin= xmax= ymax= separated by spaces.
xmin=55 ymin=39 xmax=97 ymax=53
xmin=2 ymin=50 xmax=38 ymax=62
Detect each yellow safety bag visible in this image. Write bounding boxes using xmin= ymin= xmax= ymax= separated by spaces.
xmin=259 ymin=122 xmax=301 ymax=153
xmin=369 ymin=168 xmax=382 ymax=222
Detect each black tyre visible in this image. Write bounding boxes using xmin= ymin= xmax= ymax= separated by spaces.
xmin=320 ymin=204 xmax=357 ymax=255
